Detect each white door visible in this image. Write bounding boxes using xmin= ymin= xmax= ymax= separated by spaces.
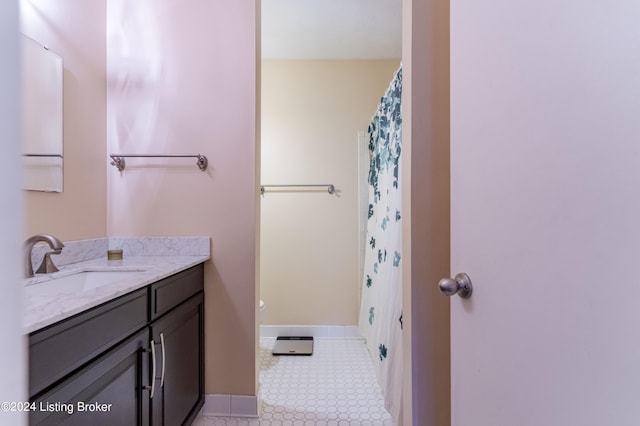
xmin=450 ymin=1 xmax=640 ymax=425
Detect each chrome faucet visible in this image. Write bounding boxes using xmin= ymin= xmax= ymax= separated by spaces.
xmin=24 ymin=234 xmax=65 ymax=277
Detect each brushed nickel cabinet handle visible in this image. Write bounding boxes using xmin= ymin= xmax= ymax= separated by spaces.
xmin=143 ymin=340 xmax=157 ymax=398
xmin=160 ymin=333 xmax=166 ymax=388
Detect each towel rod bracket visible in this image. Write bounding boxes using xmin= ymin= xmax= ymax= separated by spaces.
xmin=196 ymin=155 xmax=208 ymax=171
xmin=111 ymin=156 xmax=125 ymax=172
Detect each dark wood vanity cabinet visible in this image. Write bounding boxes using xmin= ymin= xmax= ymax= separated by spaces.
xmin=28 ymin=264 xmax=205 ymax=426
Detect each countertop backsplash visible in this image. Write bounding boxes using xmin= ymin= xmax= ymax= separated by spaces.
xmin=30 ymin=236 xmax=210 ymax=269
xmin=108 ymin=237 xmax=210 ymax=257
xmin=29 ymin=237 xmax=108 ymax=270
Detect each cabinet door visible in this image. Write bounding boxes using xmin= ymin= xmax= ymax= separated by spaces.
xmin=150 ymin=293 xmax=204 ymax=426
xmin=30 ymin=329 xmax=151 ymax=426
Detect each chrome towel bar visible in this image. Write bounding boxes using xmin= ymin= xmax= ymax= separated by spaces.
xmin=260 ymin=184 xmax=335 ymax=195
xmin=109 ymin=153 xmax=208 ymax=171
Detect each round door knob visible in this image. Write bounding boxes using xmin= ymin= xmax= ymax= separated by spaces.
xmin=438 ymin=273 xmax=473 ymax=298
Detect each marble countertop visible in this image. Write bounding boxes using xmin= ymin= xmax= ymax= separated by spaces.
xmin=24 ymin=255 xmax=208 ymax=334
xmin=23 ymin=237 xmax=210 ymax=334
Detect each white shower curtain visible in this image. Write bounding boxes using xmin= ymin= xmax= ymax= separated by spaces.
xmin=358 ymin=66 xmax=403 ymax=425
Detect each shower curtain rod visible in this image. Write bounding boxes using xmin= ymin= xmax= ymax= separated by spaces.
xmin=260 ymin=184 xmax=335 ymax=194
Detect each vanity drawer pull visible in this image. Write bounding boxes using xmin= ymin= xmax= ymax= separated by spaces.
xmin=160 ymin=333 xmax=166 ymax=388
xmin=143 ymin=340 xmax=157 ymax=399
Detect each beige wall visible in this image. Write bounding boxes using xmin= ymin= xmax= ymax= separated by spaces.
xmin=402 ymin=0 xmax=451 ymax=424
xmin=106 ymin=0 xmax=260 ymax=396
xmin=21 ymin=0 xmax=107 ymax=241
xmin=260 ymin=60 xmax=400 ymax=325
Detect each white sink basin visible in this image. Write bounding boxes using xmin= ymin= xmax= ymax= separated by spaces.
xmin=26 ymin=269 xmax=148 ymax=296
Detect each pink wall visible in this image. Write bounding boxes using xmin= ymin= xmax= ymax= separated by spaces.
xmin=107 ymin=0 xmax=260 ymax=396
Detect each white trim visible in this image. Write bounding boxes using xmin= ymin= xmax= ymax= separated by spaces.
xmin=203 ymin=394 xmax=259 ymax=417
xmin=1 ymin=1 xmax=25 ymax=420
xmin=231 ymin=395 xmax=259 ymax=417
xmin=357 ymin=129 xmax=369 ymax=314
xmin=260 ymin=325 xmax=361 ymax=339
xmin=202 ymin=394 xmax=229 ymax=416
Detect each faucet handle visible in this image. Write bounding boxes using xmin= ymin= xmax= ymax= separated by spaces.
xmin=35 ymin=249 xmax=62 ymax=274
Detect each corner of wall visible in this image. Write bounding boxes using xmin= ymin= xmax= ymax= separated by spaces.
xmin=402 ymin=0 xmax=451 ymax=425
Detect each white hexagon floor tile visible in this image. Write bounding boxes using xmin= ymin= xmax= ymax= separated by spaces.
xmin=194 ymin=338 xmax=392 ymax=426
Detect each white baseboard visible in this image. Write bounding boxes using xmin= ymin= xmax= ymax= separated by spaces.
xmin=260 ymin=325 xmax=361 ymax=339
xmin=202 ymin=394 xmax=259 ymax=417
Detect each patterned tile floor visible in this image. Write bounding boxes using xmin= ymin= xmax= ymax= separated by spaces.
xmin=194 ymin=338 xmax=392 ymax=426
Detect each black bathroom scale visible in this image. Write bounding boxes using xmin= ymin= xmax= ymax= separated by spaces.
xmin=272 ymin=336 xmax=314 ymax=356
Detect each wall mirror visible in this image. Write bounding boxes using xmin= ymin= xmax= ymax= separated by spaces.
xmin=21 ymin=34 xmax=64 ymax=192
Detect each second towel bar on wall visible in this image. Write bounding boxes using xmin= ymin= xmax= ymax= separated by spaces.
xmin=260 ymin=184 xmax=335 ymax=195
xmin=109 ymin=153 xmax=208 ymax=172
xmin=23 ymin=154 xmax=64 ymax=158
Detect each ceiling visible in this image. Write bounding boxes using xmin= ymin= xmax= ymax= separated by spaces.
xmin=261 ymin=0 xmax=402 ymax=60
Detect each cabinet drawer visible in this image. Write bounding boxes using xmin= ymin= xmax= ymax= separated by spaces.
xmin=29 ymin=289 xmax=148 ymax=398
xmin=149 ymin=264 xmax=204 ymax=321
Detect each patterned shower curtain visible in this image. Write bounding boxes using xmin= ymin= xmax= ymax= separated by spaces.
xmin=359 ymin=66 xmax=403 ymax=425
